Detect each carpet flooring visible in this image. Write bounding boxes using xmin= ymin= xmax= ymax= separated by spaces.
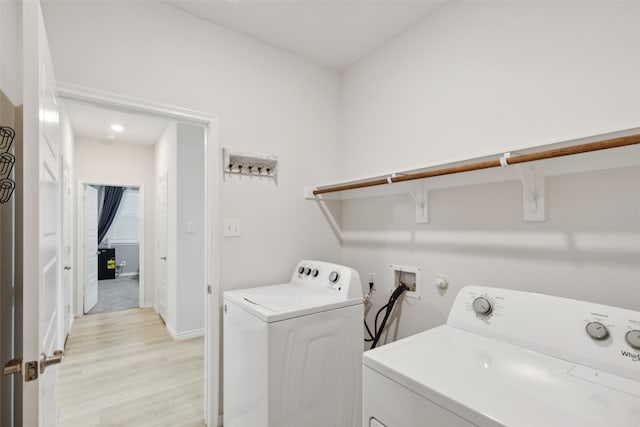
xmin=87 ymin=276 xmax=139 ymax=314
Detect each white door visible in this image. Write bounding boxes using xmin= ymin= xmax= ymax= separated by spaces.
xmin=19 ymin=1 xmax=64 ymax=425
xmin=83 ymin=185 xmax=98 ymax=313
xmin=61 ymin=162 xmax=72 ymax=338
xmin=156 ymin=173 xmax=168 ymax=321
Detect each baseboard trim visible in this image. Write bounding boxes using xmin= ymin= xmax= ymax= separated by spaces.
xmin=166 ymin=324 xmax=205 ymax=341
xmin=118 ymin=272 xmax=139 ymax=278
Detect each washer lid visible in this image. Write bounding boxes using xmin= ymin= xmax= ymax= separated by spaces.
xmin=363 ymin=326 xmax=640 ymax=427
xmin=224 ymin=283 xmax=362 ymax=322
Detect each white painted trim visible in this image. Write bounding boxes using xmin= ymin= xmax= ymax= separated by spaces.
xmin=57 ymin=82 xmax=214 ymax=125
xmin=118 ymin=272 xmax=138 ymax=278
xmin=75 ymin=181 xmax=83 ymax=316
xmin=66 ymin=315 xmax=74 ymax=344
xmin=166 ymin=325 xmax=205 ymax=341
xmin=59 ymin=83 xmax=220 ymax=427
xmin=206 ymin=115 xmax=222 ymax=427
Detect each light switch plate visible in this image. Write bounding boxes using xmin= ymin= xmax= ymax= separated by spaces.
xmin=186 ymin=222 xmax=196 ymax=233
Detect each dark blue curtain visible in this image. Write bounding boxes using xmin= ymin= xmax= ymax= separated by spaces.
xmin=98 ymin=186 xmax=125 ymax=244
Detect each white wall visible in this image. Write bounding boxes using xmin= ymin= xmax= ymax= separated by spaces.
xmin=176 ymin=123 xmax=205 ymax=334
xmin=154 ymin=122 xmax=177 ymax=328
xmin=74 ymin=137 xmax=155 ymax=308
xmin=340 ymin=1 xmax=640 ymax=344
xmin=154 ymin=122 xmax=206 ymax=337
xmin=42 ymin=1 xmax=344 ymax=296
xmin=342 ymin=1 xmax=640 ymax=180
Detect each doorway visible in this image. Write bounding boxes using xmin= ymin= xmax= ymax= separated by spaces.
xmin=59 ymin=90 xmax=217 ymax=425
xmin=83 ymin=183 xmax=142 ymax=315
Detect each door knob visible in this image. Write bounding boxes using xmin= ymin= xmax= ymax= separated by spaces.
xmin=64 ymin=265 xmax=72 ymax=270
xmin=160 ymin=256 xmax=167 ymax=260
xmin=39 ymin=350 xmax=64 ymax=374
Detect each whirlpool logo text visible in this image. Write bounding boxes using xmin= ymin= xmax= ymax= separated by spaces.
xmin=621 ymin=350 xmax=640 ymax=362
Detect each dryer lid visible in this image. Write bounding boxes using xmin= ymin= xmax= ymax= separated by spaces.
xmin=363 ymin=326 xmax=640 ymax=427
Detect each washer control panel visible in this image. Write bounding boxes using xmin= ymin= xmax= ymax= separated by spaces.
xmin=448 ymin=286 xmax=640 ymax=382
xmin=292 ymin=260 xmax=362 ymax=301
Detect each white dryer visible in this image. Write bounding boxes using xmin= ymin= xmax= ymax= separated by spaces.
xmin=363 ymin=286 xmax=640 ymax=427
xmin=223 ymin=260 xmax=363 ymax=427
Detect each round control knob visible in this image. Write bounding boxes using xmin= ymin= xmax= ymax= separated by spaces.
xmin=585 ymin=322 xmax=609 ymax=340
xmin=625 ymin=330 xmax=640 ymax=350
xmin=329 ymin=271 xmax=340 ymax=283
xmin=311 ymin=269 xmax=319 ymax=278
xmin=304 ymin=267 xmax=311 ymax=276
xmin=298 ymin=266 xmax=305 ymax=275
xmin=472 ymin=297 xmax=492 ymax=316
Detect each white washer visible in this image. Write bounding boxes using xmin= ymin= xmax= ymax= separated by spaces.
xmin=223 ymin=260 xmax=363 ymax=427
xmin=363 ymin=286 xmax=640 ymax=427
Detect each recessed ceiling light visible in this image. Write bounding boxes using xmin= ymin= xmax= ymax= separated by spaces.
xmin=110 ymin=124 xmax=124 ymax=133
xmin=106 ymin=135 xmax=116 ymax=139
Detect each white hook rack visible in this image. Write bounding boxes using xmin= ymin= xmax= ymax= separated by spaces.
xmin=223 ymin=148 xmax=278 ymax=178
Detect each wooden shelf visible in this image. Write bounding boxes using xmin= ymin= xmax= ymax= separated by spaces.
xmin=304 ymin=127 xmax=640 ymax=222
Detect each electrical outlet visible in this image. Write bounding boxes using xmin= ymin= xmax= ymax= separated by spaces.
xmin=390 ymin=264 xmax=421 ymax=300
xmin=223 ymin=218 xmax=241 ymax=237
xmin=368 ymin=273 xmax=376 ymax=285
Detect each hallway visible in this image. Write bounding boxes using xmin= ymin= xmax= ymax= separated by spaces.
xmin=57 ymin=308 xmax=204 ymax=427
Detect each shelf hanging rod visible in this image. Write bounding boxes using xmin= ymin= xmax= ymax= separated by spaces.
xmin=313 ymin=133 xmax=640 ymax=196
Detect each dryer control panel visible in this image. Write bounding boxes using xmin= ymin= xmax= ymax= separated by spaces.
xmin=292 ymin=260 xmax=363 ymax=301
xmin=448 ymin=286 xmax=640 ymax=384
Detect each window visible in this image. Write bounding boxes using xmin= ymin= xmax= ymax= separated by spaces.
xmin=105 ymin=188 xmax=139 ymax=244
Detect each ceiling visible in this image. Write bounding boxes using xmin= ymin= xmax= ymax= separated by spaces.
xmin=65 ymin=101 xmax=171 ymax=146
xmin=164 ymin=0 xmax=447 ymax=69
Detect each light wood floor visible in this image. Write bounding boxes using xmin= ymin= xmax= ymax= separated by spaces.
xmin=57 ymin=308 xmax=205 ymax=427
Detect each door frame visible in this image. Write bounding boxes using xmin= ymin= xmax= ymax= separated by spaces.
xmin=76 ymin=181 xmax=145 ymax=314
xmin=58 ymin=82 xmax=220 ymax=427
xmin=59 ymin=157 xmax=72 ymax=346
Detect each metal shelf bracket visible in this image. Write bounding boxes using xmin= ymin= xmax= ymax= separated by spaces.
xmin=516 ymin=163 xmax=545 ymax=222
